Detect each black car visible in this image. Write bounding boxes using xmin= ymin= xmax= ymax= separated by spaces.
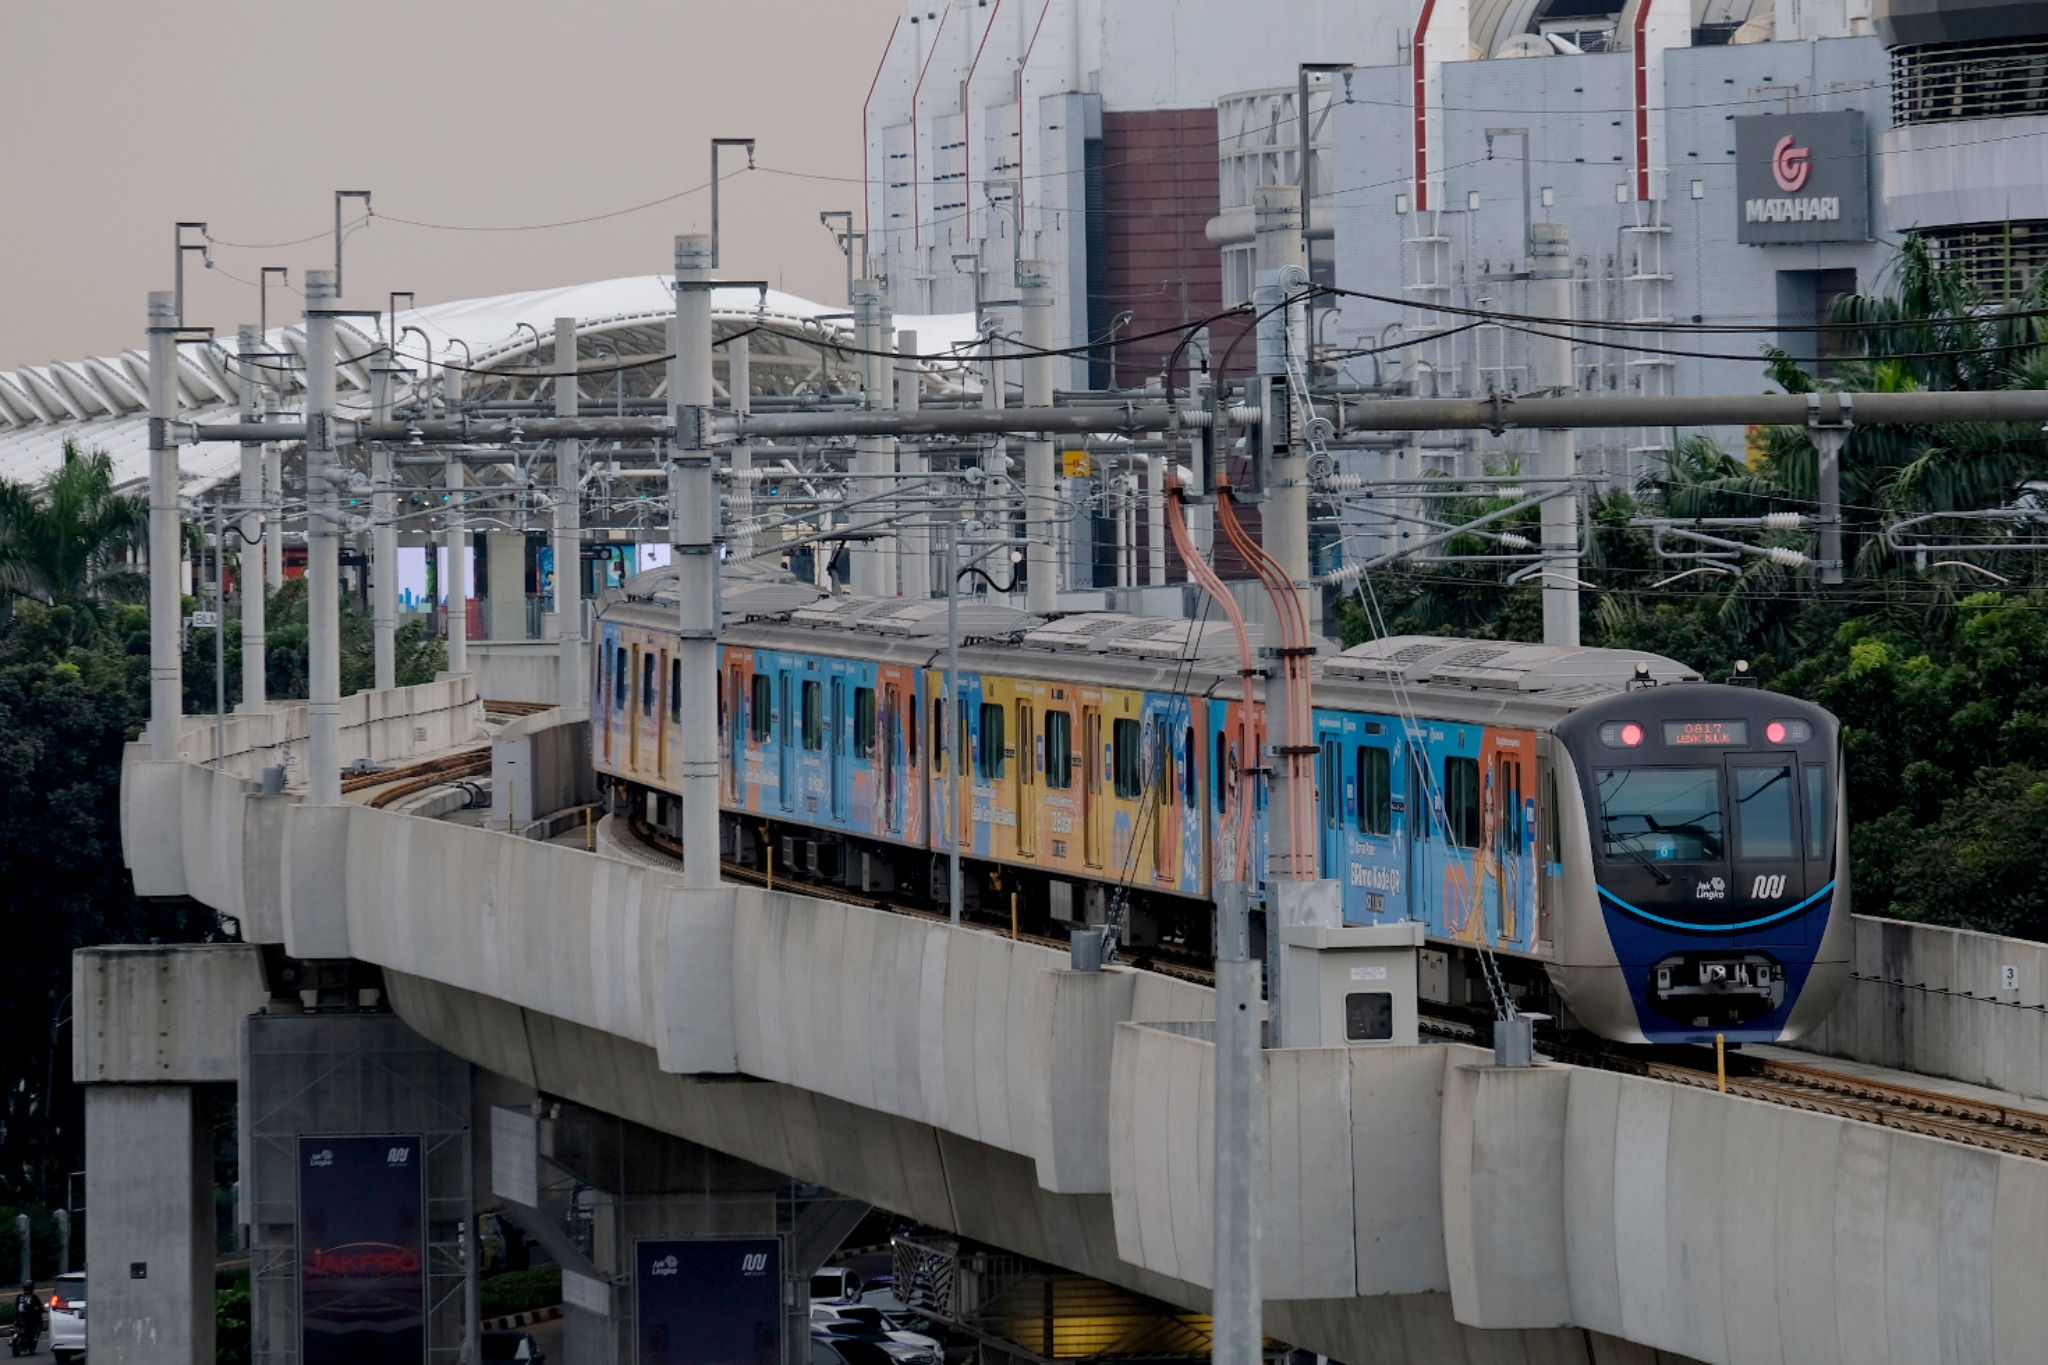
xmin=811 ymin=1338 xmax=894 ymax=1365
xmin=481 ymin=1329 xmax=546 ymax=1362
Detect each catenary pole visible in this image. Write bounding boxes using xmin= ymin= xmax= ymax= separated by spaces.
xmin=304 ymin=269 xmax=343 ymax=806
xmin=896 ymin=329 xmax=932 ymax=598
xmin=237 ymin=325 xmax=268 ymax=711
xmin=729 ymin=334 xmax=754 ymax=562
xmin=554 ymin=316 xmax=585 ymax=715
xmin=1530 ymin=222 xmax=1581 ymax=647
xmin=444 ymin=361 xmax=469 ymax=676
xmin=147 ymin=292 xmax=183 ymax=760
xmin=670 ymin=235 xmax=721 ymax=888
xmin=850 ymin=279 xmax=894 ymax=596
xmin=370 ymin=358 xmax=398 ymax=690
xmin=1020 ymin=260 xmax=1056 ymax=612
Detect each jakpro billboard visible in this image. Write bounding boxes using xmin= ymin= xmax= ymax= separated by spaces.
xmin=1735 ymin=110 xmax=1870 ymax=245
xmin=298 ymin=1135 xmax=426 ymax=1365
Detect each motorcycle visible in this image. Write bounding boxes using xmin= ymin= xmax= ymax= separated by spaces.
xmin=8 ymin=1317 xmax=36 ymax=1357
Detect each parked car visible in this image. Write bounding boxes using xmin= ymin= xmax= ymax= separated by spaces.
xmin=480 ymin=1328 xmax=545 ymax=1362
xmin=812 ymin=1304 xmax=941 ymax=1353
xmin=811 ymin=1338 xmax=894 ymax=1365
xmin=813 ymin=1317 xmax=940 ymax=1365
xmin=48 ymin=1273 xmax=85 ymax=1365
xmin=810 ymin=1266 xmax=862 ymax=1304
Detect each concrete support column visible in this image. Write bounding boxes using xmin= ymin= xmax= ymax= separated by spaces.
xmin=850 ymin=280 xmax=895 ymax=596
xmin=1211 ymin=881 xmax=1262 ymax=1365
xmin=85 ymin=1085 xmax=213 ymax=1365
xmin=236 ymin=326 xmax=267 ymax=711
xmin=670 ymin=236 xmax=720 ymax=886
xmin=147 ymin=292 xmax=182 ymax=760
xmin=370 ymin=361 xmax=398 ymax=692
xmin=1253 ymin=186 xmax=1316 ymax=637
xmin=554 ymin=317 xmax=586 ymax=716
xmin=1531 ymin=223 xmax=1581 ymax=648
xmin=1020 ymin=260 xmax=1056 ymax=613
xmin=895 ymin=329 xmax=931 ymax=598
xmin=262 ymin=419 xmax=283 ymax=592
xmin=445 ymin=371 xmax=469 ymax=675
xmin=1146 ymin=454 xmax=1167 ymax=587
xmin=303 ymin=270 xmax=342 ymax=805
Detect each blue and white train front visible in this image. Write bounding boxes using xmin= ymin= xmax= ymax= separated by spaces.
xmin=1549 ymin=684 xmax=1850 ymax=1045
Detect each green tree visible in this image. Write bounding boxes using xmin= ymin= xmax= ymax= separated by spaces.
xmin=0 ymin=443 xmax=145 ymax=621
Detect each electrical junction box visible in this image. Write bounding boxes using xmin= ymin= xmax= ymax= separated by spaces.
xmin=1279 ymin=921 xmax=1426 ymax=1047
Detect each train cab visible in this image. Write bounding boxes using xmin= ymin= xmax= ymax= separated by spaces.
xmin=1551 ymin=681 xmax=1850 ymax=1045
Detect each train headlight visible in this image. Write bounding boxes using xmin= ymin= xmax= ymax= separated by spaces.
xmin=1598 ymin=721 xmax=1645 ymax=747
xmin=1765 ymin=718 xmax=1811 ymax=744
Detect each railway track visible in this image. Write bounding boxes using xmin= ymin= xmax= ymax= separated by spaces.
xmin=341 ymin=750 xmax=493 ymax=809
xmin=617 ymin=816 xmax=2048 ymax=1161
xmin=483 ymin=699 xmax=556 ymax=717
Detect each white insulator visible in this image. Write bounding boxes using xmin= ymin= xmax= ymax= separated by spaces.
xmin=1765 ymin=546 xmax=1808 ymax=568
xmin=720 ymin=467 xmax=772 ymax=484
xmin=1761 ymin=511 xmax=1806 ymax=530
xmin=1181 ymin=409 xmax=1215 ymax=428
xmin=1172 ymin=465 xmax=1195 ymax=487
xmin=1226 ymin=404 xmax=1263 ymax=425
xmin=1496 ymin=532 xmax=1532 ymax=551
xmin=1317 ymin=561 xmax=1367 ymax=588
xmin=1317 ymin=474 xmax=1366 ymax=492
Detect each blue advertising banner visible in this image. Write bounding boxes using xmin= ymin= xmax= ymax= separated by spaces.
xmin=636 ymin=1237 xmax=782 ymax=1365
xmin=298 ymin=1135 xmax=426 ymax=1365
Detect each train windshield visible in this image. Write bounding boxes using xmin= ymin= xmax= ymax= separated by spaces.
xmin=1596 ymin=768 xmax=1724 ymax=862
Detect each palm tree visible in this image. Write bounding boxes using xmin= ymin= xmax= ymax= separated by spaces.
xmin=0 ymin=441 xmax=147 ymax=613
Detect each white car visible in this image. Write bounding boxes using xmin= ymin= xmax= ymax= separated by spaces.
xmin=810 ymin=1305 xmax=942 ymax=1364
xmin=49 ymin=1272 xmax=85 ymax=1364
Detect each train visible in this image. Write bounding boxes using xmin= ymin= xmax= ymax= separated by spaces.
xmin=593 ymin=564 xmax=1849 ymax=1046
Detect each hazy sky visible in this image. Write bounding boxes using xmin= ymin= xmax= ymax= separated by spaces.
xmin=0 ymin=0 xmax=901 ymax=371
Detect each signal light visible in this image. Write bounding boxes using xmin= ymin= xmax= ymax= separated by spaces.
xmin=1620 ymin=723 xmax=1643 ymax=747
xmin=1598 ymin=720 xmax=1647 ymax=747
xmin=1766 ymin=721 xmax=1786 ymax=743
xmin=1765 ymin=719 xmax=1811 ymax=744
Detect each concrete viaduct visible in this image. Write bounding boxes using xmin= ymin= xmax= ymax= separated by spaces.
xmin=92 ymin=680 xmax=2048 ymax=1365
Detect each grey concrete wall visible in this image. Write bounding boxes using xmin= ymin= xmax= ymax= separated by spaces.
xmin=1792 ymin=915 xmax=2048 ymax=1101
xmin=74 ymin=944 xmax=267 ymax=1084
xmin=490 ymin=712 xmax=595 ymax=827
xmin=384 ymin=969 xmax=1658 ymax=1365
xmin=469 ymin=640 xmax=561 ymax=705
xmin=84 ymin=1085 xmax=213 ymax=1365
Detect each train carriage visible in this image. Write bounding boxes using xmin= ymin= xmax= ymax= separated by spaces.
xmin=594 ymin=567 xmax=1849 ymax=1047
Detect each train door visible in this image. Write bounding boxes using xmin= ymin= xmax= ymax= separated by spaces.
xmin=829 ymin=676 xmax=847 ymax=823
xmin=1154 ymin=711 xmax=1177 ymax=884
xmin=725 ymin=660 xmax=744 ymax=800
xmin=1017 ymin=699 xmax=1038 ymax=858
xmin=628 ymin=643 xmax=642 ymax=771
xmin=599 ymin=635 xmax=615 ymax=764
xmin=777 ymin=670 xmax=795 ymax=811
xmin=1487 ymin=745 xmax=1528 ymax=945
xmin=930 ymin=689 xmax=951 ymax=853
xmin=882 ymin=682 xmax=902 ymax=835
xmin=1354 ymin=727 xmax=1403 ymax=919
xmin=1404 ymin=735 xmax=1433 ymax=933
xmin=1082 ymin=705 xmax=1104 ymax=868
xmin=1317 ymin=723 xmax=1345 ymax=881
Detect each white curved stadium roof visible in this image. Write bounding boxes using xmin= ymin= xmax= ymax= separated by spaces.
xmin=0 ymin=276 xmax=977 ymax=497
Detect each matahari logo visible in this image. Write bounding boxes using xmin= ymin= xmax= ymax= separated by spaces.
xmin=1772 ymin=135 xmax=1811 ymax=194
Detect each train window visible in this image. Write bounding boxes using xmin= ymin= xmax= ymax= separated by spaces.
xmin=751 ymin=674 xmax=772 ymax=742
xmin=1733 ymin=765 xmax=1796 ymax=861
xmin=1215 ymin=730 xmax=1230 ymax=813
xmin=854 ymin=686 xmax=878 ymax=759
xmin=641 ymin=654 xmax=656 ymax=718
xmin=673 ymin=660 xmax=684 ymax=724
xmin=1408 ymin=748 xmax=1433 ymax=836
xmin=613 ymin=646 xmax=628 ymax=709
xmin=1045 ymin=710 xmax=1073 ymax=789
xmin=958 ymin=699 xmax=970 ymax=775
xmin=1113 ymin=719 xmax=1142 ymax=799
xmin=802 ymin=681 xmax=823 ymax=751
xmin=1182 ymin=725 xmax=1198 ymax=809
xmin=1596 ymin=768 xmax=1723 ymax=861
xmin=1501 ymin=758 xmax=1524 ymax=856
xmin=1804 ymin=764 xmax=1829 ymax=861
xmin=1154 ymin=720 xmax=1173 ymax=805
xmin=1543 ymin=769 xmax=1560 ymax=863
xmin=906 ymin=692 xmax=918 ymax=769
xmin=1358 ymin=747 xmax=1392 ymax=836
xmin=1019 ymin=704 xmax=1036 ymax=788
xmin=1321 ymin=740 xmax=1342 ymax=829
xmin=1443 ymin=757 xmax=1481 ymax=848
xmin=977 ymin=703 xmax=1007 ymax=781
xmin=931 ymin=697 xmax=946 ymax=771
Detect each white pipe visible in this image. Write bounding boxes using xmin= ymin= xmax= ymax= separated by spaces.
xmin=237 ymin=325 xmax=267 ymax=711
xmin=263 ymin=425 xmax=283 ymax=593
xmin=444 ymin=363 xmax=469 ymax=675
xmin=370 ymin=362 xmax=397 ymax=691
xmin=147 ymin=292 xmax=181 ymax=760
xmin=728 ymin=334 xmax=754 ymax=562
xmin=304 ymin=269 xmax=342 ymax=805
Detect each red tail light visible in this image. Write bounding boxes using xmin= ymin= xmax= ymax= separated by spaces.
xmin=48 ymin=1295 xmax=63 ymax=1311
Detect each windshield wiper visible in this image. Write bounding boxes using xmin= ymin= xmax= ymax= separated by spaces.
xmin=1601 ymin=816 xmax=1673 ymax=885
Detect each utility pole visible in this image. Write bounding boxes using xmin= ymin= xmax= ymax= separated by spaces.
xmin=1211 ymin=881 xmax=1261 ymax=1365
xmin=896 ymin=330 xmax=931 ymax=598
xmin=729 ymin=333 xmax=754 ymax=562
xmin=237 ymin=325 xmax=267 ymax=710
xmin=370 ymin=359 xmax=398 ymax=691
xmin=554 ymin=317 xmax=585 ymax=715
xmin=1530 ymin=222 xmax=1581 ymax=646
xmin=670 ymin=235 xmax=720 ymax=887
xmin=146 ymin=292 xmax=182 ymax=760
xmin=304 ymin=269 xmax=343 ymax=806
xmin=444 ymin=362 xmax=469 ymax=676
xmin=1253 ymin=185 xmax=1315 ymax=634
xmin=1020 ymin=260 xmax=1056 ymax=613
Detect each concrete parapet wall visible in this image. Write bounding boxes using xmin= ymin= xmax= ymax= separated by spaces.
xmin=469 ymin=640 xmax=561 ymax=705
xmin=73 ymin=943 xmax=268 ymax=1084
xmin=490 ymin=711 xmax=594 ymax=826
xmin=1794 ymin=915 xmax=2048 ymax=1101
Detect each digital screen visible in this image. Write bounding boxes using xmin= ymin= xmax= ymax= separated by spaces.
xmin=636 ymin=1237 xmax=781 ymax=1365
xmin=1663 ymin=721 xmax=1749 ymax=747
xmin=299 ymin=1135 xmax=425 ymax=1365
